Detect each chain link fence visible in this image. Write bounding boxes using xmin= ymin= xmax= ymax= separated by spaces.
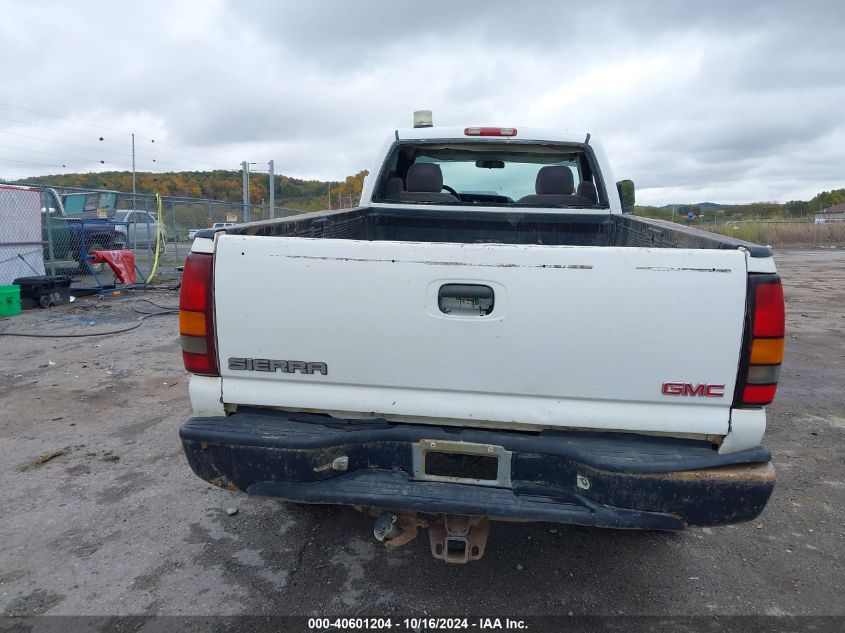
xmin=637 ymin=211 xmax=845 ymax=249
xmin=10 ymin=182 xmax=839 ymax=297
xmin=692 ymin=219 xmax=845 ymax=249
xmin=0 ymin=185 xmax=47 ymax=285
xmin=1 ymin=181 xmax=314 ymax=293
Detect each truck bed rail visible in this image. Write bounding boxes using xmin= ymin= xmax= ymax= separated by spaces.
xmin=200 ymin=207 xmax=771 ymax=257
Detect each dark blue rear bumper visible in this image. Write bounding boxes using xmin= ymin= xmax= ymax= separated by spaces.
xmin=179 ymin=408 xmax=775 ymax=530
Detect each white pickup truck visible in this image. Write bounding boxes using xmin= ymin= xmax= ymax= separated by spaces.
xmin=178 ymin=120 xmax=783 ymax=563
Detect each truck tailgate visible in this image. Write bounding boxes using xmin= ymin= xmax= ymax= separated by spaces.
xmin=213 ymin=236 xmax=748 ymax=437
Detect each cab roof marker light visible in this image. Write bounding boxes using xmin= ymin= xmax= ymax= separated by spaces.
xmin=413 ymin=110 xmax=433 ymax=128
xmin=464 ymin=127 xmax=518 ymax=137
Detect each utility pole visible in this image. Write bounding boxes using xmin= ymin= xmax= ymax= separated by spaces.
xmin=131 ymin=133 xmax=136 ymax=211
xmin=327 ymin=183 xmax=331 ymax=210
xmin=268 ymin=160 xmax=275 ymax=219
xmin=241 ymin=161 xmax=250 ymax=222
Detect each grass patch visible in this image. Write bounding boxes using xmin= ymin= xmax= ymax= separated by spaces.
xmin=702 ymin=222 xmax=845 ymax=247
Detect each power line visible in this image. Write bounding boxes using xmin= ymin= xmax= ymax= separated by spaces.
xmin=0 ymin=114 xmax=220 ymax=169
xmin=0 ymin=129 xmax=130 ymax=157
xmin=128 ymin=142 xmax=218 ymax=166
xmin=0 ymin=143 xmax=99 ymax=164
xmin=132 ymin=136 xmax=230 ymax=164
xmin=0 ymin=115 xmax=128 ymax=147
xmin=130 ymin=153 xmax=185 ymax=171
xmin=0 ymin=102 xmax=128 ymax=136
xmin=0 ymin=142 xmax=133 ymax=170
xmin=0 ymin=157 xmax=65 ymax=169
xmin=0 ymin=134 xmax=230 ymax=186
xmin=0 ymin=102 xmax=233 ymax=166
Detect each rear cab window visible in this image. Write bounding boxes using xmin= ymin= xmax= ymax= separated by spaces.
xmin=373 ymin=141 xmax=607 ymax=208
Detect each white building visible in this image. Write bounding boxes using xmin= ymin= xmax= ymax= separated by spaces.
xmin=814 ymin=203 xmax=845 ymax=223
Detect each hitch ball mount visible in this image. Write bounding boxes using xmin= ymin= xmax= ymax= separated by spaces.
xmin=372 ymin=512 xmax=490 ymax=563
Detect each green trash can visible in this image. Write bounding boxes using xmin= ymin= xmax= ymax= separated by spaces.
xmin=0 ymin=284 xmax=22 ymax=317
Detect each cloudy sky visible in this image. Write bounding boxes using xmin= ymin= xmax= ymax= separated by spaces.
xmin=1 ymin=0 xmax=842 ymax=204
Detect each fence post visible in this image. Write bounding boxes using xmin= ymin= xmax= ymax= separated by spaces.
xmin=269 ymin=159 xmax=275 ymax=219
xmin=172 ymin=201 xmax=178 ymax=259
xmin=242 ymin=161 xmax=250 ymax=222
xmin=44 ymin=205 xmax=57 ymax=276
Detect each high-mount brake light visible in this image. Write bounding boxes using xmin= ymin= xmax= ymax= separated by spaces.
xmin=735 ymin=274 xmax=784 ymax=407
xmin=179 ymin=252 xmax=218 ymax=376
xmin=464 ymin=127 xmax=517 ymax=137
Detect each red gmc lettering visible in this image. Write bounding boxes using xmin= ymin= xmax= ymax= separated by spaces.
xmin=662 ymin=383 xmax=725 ymax=397
xmin=662 ymin=382 xmax=684 ymax=395
xmin=704 ymin=384 xmax=725 ymax=397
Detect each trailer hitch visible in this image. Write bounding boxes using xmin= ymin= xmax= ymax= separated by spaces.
xmin=371 ymin=511 xmax=490 ymax=563
xmin=429 ymin=515 xmax=489 ymax=563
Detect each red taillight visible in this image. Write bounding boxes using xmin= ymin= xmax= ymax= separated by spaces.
xmin=179 ymin=252 xmax=218 ymax=376
xmin=464 ymin=127 xmax=517 ymax=137
xmin=753 ymin=283 xmax=785 ymax=337
xmin=182 ymin=349 xmax=218 ymax=376
xmin=742 ymin=384 xmax=778 ymax=405
xmin=735 ymin=274 xmax=784 ymax=407
xmin=180 ymin=253 xmax=211 ymax=311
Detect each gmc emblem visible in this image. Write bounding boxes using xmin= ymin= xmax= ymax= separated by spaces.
xmin=662 ymin=382 xmax=725 ymax=397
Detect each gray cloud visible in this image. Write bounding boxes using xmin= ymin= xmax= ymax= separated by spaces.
xmin=0 ymin=0 xmax=842 ymax=204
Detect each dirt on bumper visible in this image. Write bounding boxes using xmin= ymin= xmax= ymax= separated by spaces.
xmin=180 ymin=409 xmax=776 ymax=530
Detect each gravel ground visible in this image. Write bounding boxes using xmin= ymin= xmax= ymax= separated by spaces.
xmin=0 ymin=249 xmax=843 ymax=619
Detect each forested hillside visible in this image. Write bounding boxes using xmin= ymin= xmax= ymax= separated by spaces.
xmin=17 ymin=169 xmax=843 ymax=218
xmin=20 ymin=170 xmax=369 ymax=212
xmin=635 ymin=188 xmax=845 ymax=221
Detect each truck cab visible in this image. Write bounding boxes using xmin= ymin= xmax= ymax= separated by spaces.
xmin=40 ymin=188 xmax=126 ymax=265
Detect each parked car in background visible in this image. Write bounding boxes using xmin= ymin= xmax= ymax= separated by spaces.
xmin=189 ymin=222 xmax=235 ymax=241
xmin=39 ymin=188 xmax=126 ymax=264
xmin=113 ymin=210 xmax=166 ymax=251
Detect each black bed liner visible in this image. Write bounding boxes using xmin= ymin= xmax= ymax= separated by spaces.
xmin=198 ymin=207 xmax=772 ymax=258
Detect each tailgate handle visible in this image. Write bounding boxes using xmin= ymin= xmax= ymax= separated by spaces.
xmin=438 ymin=284 xmax=494 ymax=316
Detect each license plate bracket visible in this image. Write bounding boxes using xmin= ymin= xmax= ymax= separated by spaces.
xmin=412 ymin=439 xmax=512 ymax=488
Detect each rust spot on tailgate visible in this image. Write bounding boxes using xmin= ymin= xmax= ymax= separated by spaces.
xmin=635 ymin=266 xmax=732 ymax=273
xmin=284 ymin=254 xmax=593 ymax=270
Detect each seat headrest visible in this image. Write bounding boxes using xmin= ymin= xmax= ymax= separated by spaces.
xmin=406 ymin=163 xmax=444 ymax=193
xmin=384 ymin=177 xmax=404 ymax=197
xmin=576 ymin=181 xmax=598 ymax=203
xmin=535 ymin=166 xmax=575 ymax=195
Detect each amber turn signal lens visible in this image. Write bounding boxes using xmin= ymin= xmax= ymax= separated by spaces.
xmin=749 ymin=338 xmax=784 ymax=365
xmin=179 ymin=310 xmax=206 ymax=336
